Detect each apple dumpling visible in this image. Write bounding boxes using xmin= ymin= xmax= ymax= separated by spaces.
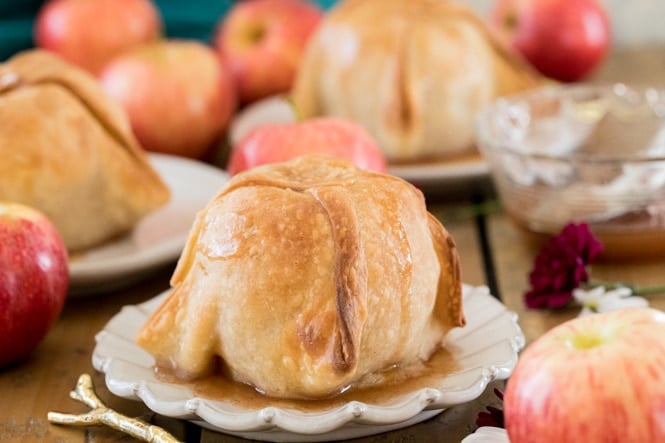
xmin=136 ymin=155 xmax=464 ymax=399
xmin=0 ymin=50 xmax=170 ymax=251
xmin=290 ymin=0 xmax=541 ymax=163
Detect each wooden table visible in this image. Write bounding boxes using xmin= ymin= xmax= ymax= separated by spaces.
xmin=3 ymin=46 xmax=665 ymax=443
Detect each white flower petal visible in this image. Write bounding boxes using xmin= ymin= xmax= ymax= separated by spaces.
xmin=605 ymin=287 xmax=633 ymax=299
xmin=597 ymin=295 xmax=649 ymax=313
xmin=574 ymin=285 xmax=646 ymax=316
xmin=578 ymin=306 xmax=597 ymax=317
xmin=573 ymin=286 xmax=605 ymax=304
xmin=461 ymin=427 xmax=511 ymax=443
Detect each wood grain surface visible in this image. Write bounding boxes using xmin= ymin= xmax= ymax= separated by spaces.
xmin=3 ymin=45 xmax=665 ymax=442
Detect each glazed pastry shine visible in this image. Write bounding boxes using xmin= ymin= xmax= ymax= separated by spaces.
xmin=136 ymin=155 xmax=464 ymax=399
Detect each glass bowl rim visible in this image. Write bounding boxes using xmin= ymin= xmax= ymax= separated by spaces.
xmin=475 ymin=82 xmax=665 ymax=164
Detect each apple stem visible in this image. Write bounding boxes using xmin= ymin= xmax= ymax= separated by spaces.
xmin=47 ymin=373 xmax=179 ymax=442
xmin=286 ymin=95 xmax=303 ymax=122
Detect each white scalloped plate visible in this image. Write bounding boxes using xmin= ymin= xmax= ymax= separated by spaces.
xmin=462 ymin=426 xmax=510 ymax=443
xmin=92 ymin=284 xmax=524 ymax=442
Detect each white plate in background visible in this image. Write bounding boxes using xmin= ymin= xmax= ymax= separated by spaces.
xmin=68 ymin=153 xmax=229 ymax=296
xmin=388 ymin=156 xmax=490 ymax=189
xmin=229 ymin=95 xmax=490 ymax=191
xmin=461 ymin=426 xmax=510 ymax=443
xmin=93 ymin=284 xmax=524 ymax=442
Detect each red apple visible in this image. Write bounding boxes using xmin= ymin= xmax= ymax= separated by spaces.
xmin=489 ymin=0 xmax=611 ymax=82
xmin=99 ymin=40 xmax=236 ymax=159
xmin=228 ymin=117 xmax=388 ymax=175
xmin=34 ymin=0 xmax=162 ymax=75
xmin=0 ymin=202 xmax=69 ymax=368
xmin=214 ymin=0 xmax=323 ymax=105
xmin=504 ymin=308 xmax=665 ymax=443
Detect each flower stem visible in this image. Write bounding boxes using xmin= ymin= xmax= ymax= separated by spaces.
xmin=587 ymin=279 xmax=665 ymax=297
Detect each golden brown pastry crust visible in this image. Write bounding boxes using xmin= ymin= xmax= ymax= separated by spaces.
xmin=290 ymin=0 xmax=541 ymax=163
xmin=136 ymin=155 xmax=464 ymax=399
xmin=0 ymin=50 xmax=169 ymax=251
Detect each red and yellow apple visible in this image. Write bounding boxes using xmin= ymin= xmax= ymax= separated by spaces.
xmin=489 ymin=0 xmax=611 ymax=82
xmin=214 ymin=0 xmax=323 ymax=105
xmin=99 ymin=40 xmax=236 ymax=159
xmin=0 ymin=202 xmax=69 ymax=368
xmin=34 ymin=0 xmax=162 ymax=75
xmin=504 ymin=307 xmax=665 ymax=443
xmin=227 ymin=117 xmax=388 ymax=175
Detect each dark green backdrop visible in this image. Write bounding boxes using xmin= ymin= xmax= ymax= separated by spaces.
xmin=0 ymin=0 xmax=338 ymax=61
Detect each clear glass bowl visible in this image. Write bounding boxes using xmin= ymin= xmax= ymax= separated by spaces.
xmin=476 ymin=83 xmax=665 ymax=260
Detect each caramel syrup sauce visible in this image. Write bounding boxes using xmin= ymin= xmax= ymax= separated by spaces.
xmin=154 ymin=346 xmax=459 ymax=412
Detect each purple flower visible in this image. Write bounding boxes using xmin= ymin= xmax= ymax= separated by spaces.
xmin=476 ymin=388 xmax=505 ymax=428
xmin=524 ymin=223 xmax=603 ymax=309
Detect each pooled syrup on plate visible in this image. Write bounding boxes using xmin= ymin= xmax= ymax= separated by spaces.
xmin=154 ymin=346 xmax=458 ymax=412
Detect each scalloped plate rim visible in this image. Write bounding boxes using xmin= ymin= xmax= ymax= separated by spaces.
xmin=92 ymin=284 xmax=524 ymax=440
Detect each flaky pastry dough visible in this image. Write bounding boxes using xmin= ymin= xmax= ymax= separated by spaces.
xmin=0 ymin=50 xmax=169 ymax=251
xmin=290 ymin=0 xmax=541 ymax=163
xmin=136 ymin=155 xmax=464 ymax=399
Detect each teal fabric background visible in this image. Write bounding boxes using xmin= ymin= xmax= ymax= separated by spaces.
xmin=0 ymin=0 xmax=338 ymax=61
xmin=0 ymin=0 xmax=43 ymax=61
xmin=159 ymin=0 xmax=337 ymax=42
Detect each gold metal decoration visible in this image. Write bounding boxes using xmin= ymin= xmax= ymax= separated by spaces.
xmin=48 ymin=373 xmax=180 ymax=443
